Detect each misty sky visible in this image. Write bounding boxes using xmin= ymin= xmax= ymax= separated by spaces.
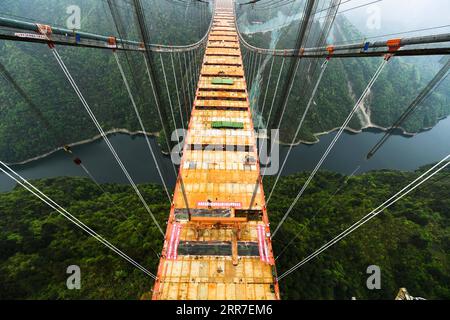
xmin=342 ymin=0 xmax=450 ymax=37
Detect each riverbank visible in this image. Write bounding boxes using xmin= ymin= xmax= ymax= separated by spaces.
xmin=277 ymin=122 xmax=417 ymax=147
xmin=8 ymin=115 xmax=448 ymax=165
xmin=7 ymin=128 xmax=160 ymax=166
xmin=2 ymin=116 xmax=449 ymax=192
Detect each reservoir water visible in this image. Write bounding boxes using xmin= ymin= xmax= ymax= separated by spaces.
xmin=1 ymin=117 xmax=449 ymax=192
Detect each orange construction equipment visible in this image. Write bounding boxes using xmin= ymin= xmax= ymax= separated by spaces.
xmin=151 ymin=0 xmax=280 ymax=300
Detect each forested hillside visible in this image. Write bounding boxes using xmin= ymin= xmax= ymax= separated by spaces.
xmin=1 ymin=2 xmax=449 ymax=164
xmin=1 ymin=167 xmax=448 ymax=299
xmin=0 ymin=0 xmax=209 ymax=163
xmin=0 ymin=177 xmax=167 ymax=299
xmin=242 ymin=14 xmax=450 ymax=144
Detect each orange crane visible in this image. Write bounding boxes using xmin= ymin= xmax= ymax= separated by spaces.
xmin=151 ymin=0 xmax=280 ymax=300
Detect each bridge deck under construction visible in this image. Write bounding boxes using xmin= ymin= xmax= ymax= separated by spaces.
xmin=151 ymin=0 xmax=280 ymax=300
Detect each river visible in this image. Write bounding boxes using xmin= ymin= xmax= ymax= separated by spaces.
xmin=1 ymin=117 xmax=449 ymax=192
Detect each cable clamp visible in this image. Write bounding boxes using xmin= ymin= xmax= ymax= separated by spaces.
xmin=386 ymin=38 xmax=402 ymax=52
xmin=326 ymin=45 xmax=334 ymax=60
xmin=384 ymin=53 xmax=393 ymax=61
xmin=299 ymin=47 xmax=305 ymax=57
xmin=35 ymin=23 xmax=54 ymax=48
xmin=107 ymin=36 xmax=117 ymax=50
xmin=36 ymin=23 xmax=52 ymax=36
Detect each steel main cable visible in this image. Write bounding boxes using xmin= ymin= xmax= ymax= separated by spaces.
xmin=0 ymin=161 xmax=157 ymax=279
xmin=333 ymin=24 xmax=450 ymax=46
xmin=278 ymin=154 xmax=450 ymax=280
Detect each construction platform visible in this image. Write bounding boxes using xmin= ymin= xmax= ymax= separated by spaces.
xmin=151 ymin=0 xmax=280 ymax=300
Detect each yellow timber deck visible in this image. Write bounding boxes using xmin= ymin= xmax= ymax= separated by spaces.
xmin=151 ymin=0 xmax=280 ymax=300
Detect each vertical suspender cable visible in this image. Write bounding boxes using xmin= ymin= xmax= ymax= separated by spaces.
xmin=247 ymin=51 xmax=254 ymax=86
xmin=133 ymin=0 xmax=174 ymax=158
xmin=260 ymin=55 xmax=275 ymax=118
xmin=265 ymin=59 xmax=330 ymax=202
xmin=183 ymin=51 xmax=193 ymax=109
xmin=160 ymin=53 xmax=181 ymax=145
xmin=259 ymin=57 xmax=285 ymax=161
xmin=170 ymin=52 xmax=186 ymax=131
xmin=265 ymin=57 xmax=286 ymax=130
xmin=113 ymin=51 xmax=172 ymax=202
xmin=188 ymin=50 xmax=195 ymax=97
xmin=142 ymin=53 xmax=178 ymax=177
xmin=178 ymin=52 xmax=191 ymax=121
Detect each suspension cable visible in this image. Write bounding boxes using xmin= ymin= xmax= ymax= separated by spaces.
xmin=266 ymin=58 xmax=330 ymax=203
xmin=258 ymin=57 xmax=286 ymax=167
xmin=251 ymin=52 xmax=258 ymax=85
xmin=0 ymin=60 xmax=132 ymax=218
xmin=262 ymin=57 xmax=285 ymax=143
xmin=367 ymin=58 xmax=450 ymax=159
xmin=170 ymin=52 xmax=186 ymax=131
xmin=160 ymin=53 xmax=181 ymax=145
xmin=259 ymin=55 xmax=275 ymax=118
xmin=268 ymin=0 xmax=318 ymax=130
xmin=246 ymin=51 xmax=254 ymax=83
xmin=113 ymin=51 xmax=172 ymax=202
xmin=188 ymin=50 xmax=196 ymax=96
xmin=278 ymin=154 xmax=450 ymax=280
xmin=185 ymin=51 xmax=194 ymax=106
xmin=275 ymin=165 xmax=361 ymax=260
xmin=142 ymin=53 xmax=178 ymax=177
xmin=182 ymin=51 xmax=193 ymax=110
xmin=160 ymin=53 xmax=193 ymax=218
xmin=0 ymin=161 xmax=157 ymax=279
xmin=193 ymin=48 xmax=200 ymax=86
xmin=271 ymin=56 xmax=390 ymax=238
xmin=177 ymin=52 xmax=191 ymax=120
xmin=51 ymin=47 xmax=164 ymax=236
